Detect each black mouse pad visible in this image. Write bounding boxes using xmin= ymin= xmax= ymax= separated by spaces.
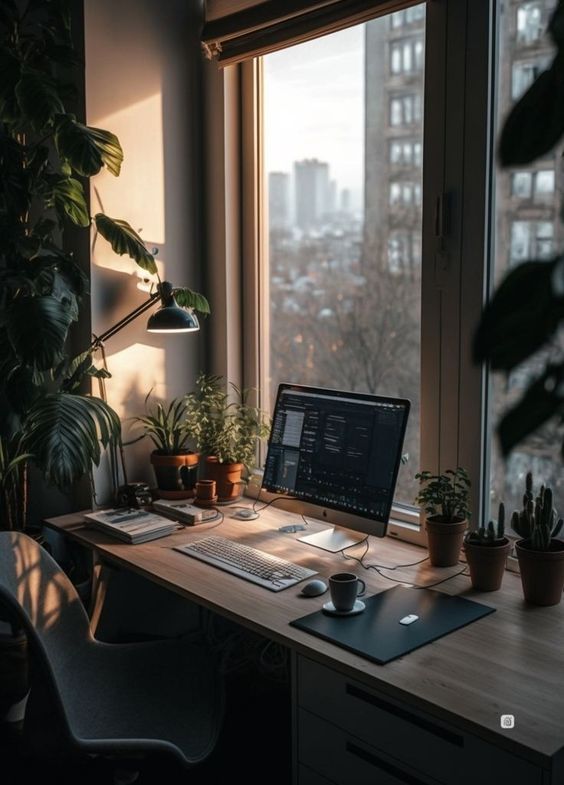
xmin=290 ymin=586 xmax=495 ymax=664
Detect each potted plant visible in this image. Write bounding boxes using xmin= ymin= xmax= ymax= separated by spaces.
xmin=185 ymin=374 xmax=270 ymax=503
xmin=511 ymin=472 xmax=564 ymax=606
xmin=415 ymin=467 xmax=471 ymax=567
xmin=0 ymin=2 xmax=210 ymax=531
xmin=132 ymin=394 xmax=198 ymax=498
xmin=463 ymin=502 xmax=510 ymax=591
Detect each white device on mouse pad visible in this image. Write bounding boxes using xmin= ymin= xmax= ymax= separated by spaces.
xmin=399 ymin=614 xmax=419 ymax=625
xmin=232 ymin=508 xmax=260 ymax=520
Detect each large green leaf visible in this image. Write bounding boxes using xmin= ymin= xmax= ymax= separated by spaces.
xmin=498 ymin=64 xmax=564 ymax=166
xmin=473 ymin=259 xmax=564 ymax=371
xmin=15 ymin=70 xmax=64 ymax=131
xmin=94 ymin=214 xmax=157 ymax=274
xmin=497 ymin=362 xmax=564 ymax=457
xmin=24 ymin=393 xmax=121 ymax=487
xmin=7 ymin=295 xmax=74 ymax=370
xmin=173 ymin=287 xmax=210 ymax=316
xmin=55 ymin=115 xmax=123 ymax=177
xmin=51 ymin=177 xmax=90 ymax=226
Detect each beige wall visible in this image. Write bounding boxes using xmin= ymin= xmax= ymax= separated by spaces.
xmin=84 ymin=0 xmax=206 ymax=496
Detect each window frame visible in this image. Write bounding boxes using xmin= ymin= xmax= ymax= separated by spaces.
xmin=224 ymin=0 xmax=494 ymax=546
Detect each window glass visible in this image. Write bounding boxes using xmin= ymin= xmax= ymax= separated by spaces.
xmin=490 ymin=0 xmax=563 ymax=519
xmin=264 ymin=6 xmax=425 ymax=506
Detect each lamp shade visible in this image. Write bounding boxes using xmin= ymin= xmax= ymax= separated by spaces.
xmin=146 ymin=281 xmax=200 ymax=333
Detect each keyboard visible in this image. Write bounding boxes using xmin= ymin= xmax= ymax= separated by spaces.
xmin=174 ymin=536 xmax=317 ymax=591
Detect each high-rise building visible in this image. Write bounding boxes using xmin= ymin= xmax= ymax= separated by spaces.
xmin=269 ymin=172 xmax=291 ymax=229
xmin=364 ymin=7 xmax=425 ymax=274
xmin=294 ymin=158 xmax=330 ymax=230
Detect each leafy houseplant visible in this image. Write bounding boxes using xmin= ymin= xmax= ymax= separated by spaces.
xmin=415 ymin=467 xmax=471 ymax=567
xmin=463 ymin=503 xmax=510 ymax=592
xmin=133 ymin=395 xmax=198 ymax=498
xmin=0 ymin=2 xmax=209 ymax=529
xmin=511 ymin=472 xmax=564 ymax=605
xmin=185 ymin=374 xmax=270 ymax=502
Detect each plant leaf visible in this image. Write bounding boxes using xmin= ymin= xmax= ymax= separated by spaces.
xmin=473 ymin=258 xmax=564 ymax=370
xmin=24 ymin=393 xmax=121 ymax=487
xmin=0 ymin=46 xmax=21 ymax=124
xmin=55 ymin=115 xmax=123 ymax=177
xmin=15 ymin=70 xmax=64 ymax=131
xmin=173 ymin=286 xmax=210 ymax=315
xmin=497 ymin=362 xmax=564 ymax=456
xmin=498 ymin=63 xmax=564 ymax=166
xmin=94 ymin=214 xmax=157 ymax=274
xmin=51 ymin=177 xmax=90 ymax=226
xmin=7 ymin=295 xmax=74 ymax=370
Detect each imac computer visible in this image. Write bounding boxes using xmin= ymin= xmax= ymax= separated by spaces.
xmin=262 ymin=384 xmax=410 ymax=552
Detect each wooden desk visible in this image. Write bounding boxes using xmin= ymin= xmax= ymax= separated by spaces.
xmin=44 ymin=507 xmax=564 ymax=785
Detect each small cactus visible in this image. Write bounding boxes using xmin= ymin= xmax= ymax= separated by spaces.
xmin=511 ymin=473 xmax=563 ymax=551
xmin=466 ymin=502 xmax=506 ymax=545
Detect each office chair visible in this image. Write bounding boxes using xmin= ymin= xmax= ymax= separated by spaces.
xmin=0 ymin=531 xmax=223 ymax=770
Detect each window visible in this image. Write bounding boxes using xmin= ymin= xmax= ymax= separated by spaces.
xmin=490 ymin=0 xmax=561 ymax=520
xmin=263 ymin=9 xmax=425 ymax=515
xmin=517 ymin=3 xmax=544 ymax=43
xmin=390 ymin=6 xmax=425 ymax=29
xmin=512 ymin=58 xmax=550 ymax=99
xmin=390 ymin=37 xmax=424 ymax=75
xmin=511 ymin=169 xmax=555 ymax=200
xmin=389 ymin=93 xmax=422 ymax=126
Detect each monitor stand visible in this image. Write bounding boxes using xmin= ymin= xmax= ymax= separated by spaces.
xmin=298 ymin=526 xmax=366 ymax=553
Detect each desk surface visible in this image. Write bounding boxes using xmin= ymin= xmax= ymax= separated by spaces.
xmin=44 ymin=505 xmax=564 ymax=768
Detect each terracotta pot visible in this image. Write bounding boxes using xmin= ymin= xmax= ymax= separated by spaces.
xmin=425 ymin=516 xmax=467 ymax=567
xmin=150 ymin=451 xmax=199 ymax=495
xmin=463 ymin=538 xmax=510 ymax=592
xmin=515 ymin=539 xmax=564 ymax=606
xmin=195 ymin=480 xmax=216 ymax=500
xmin=205 ymin=457 xmax=245 ymax=502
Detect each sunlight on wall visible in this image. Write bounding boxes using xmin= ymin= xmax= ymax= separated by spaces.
xmin=90 ymin=91 xmax=166 ymax=274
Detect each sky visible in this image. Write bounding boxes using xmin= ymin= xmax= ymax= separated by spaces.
xmin=263 ymin=25 xmax=365 ymax=210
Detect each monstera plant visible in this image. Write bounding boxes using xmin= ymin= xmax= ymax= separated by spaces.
xmin=0 ymin=0 xmax=209 ymax=529
xmin=474 ymin=0 xmax=564 ymax=458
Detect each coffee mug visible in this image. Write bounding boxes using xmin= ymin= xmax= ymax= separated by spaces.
xmin=195 ymin=479 xmax=216 ymax=500
xmin=329 ymin=572 xmax=366 ymax=612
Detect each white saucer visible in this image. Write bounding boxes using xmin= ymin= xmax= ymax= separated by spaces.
xmin=322 ymin=599 xmax=366 ymax=617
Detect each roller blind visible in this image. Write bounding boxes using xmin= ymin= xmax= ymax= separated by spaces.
xmin=202 ymin=0 xmax=422 ymax=66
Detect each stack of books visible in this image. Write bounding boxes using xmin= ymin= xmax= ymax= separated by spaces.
xmin=152 ymin=498 xmax=219 ymax=525
xmin=84 ymin=508 xmax=178 ymax=544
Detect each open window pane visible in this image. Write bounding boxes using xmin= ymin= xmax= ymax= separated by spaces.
xmin=264 ymin=5 xmax=425 ymax=507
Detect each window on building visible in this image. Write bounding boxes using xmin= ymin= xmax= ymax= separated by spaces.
xmin=264 ymin=9 xmax=425 ymax=512
xmin=390 ymin=37 xmax=424 ymax=75
xmin=389 ymin=93 xmax=421 ymax=126
xmin=512 ymin=58 xmax=550 ymax=99
xmin=517 ymin=3 xmax=544 ymax=43
xmin=512 ymin=169 xmax=555 ymax=199
xmin=510 ymin=220 xmax=554 ymax=264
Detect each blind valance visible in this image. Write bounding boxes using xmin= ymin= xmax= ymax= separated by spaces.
xmin=202 ymin=0 xmax=421 ymax=66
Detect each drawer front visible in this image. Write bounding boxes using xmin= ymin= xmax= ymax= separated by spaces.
xmin=298 ymin=764 xmax=338 ymax=785
xmin=298 ymin=657 xmax=463 ymax=784
xmin=297 ymin=658 xmax=543 ymax=785
xmin=299 ymin=709 xmax=442 ymax=785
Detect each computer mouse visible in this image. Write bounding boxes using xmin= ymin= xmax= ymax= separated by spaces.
xmin=300 ymin=579 xmax=328 ymax=597
xmin=232 ymin=508 xmax=259 ymax=520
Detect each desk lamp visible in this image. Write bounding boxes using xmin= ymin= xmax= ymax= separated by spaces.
xmin=90 ymin=280 xmax=200 ymax=350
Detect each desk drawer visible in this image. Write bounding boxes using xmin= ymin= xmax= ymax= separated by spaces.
xmin=297 ymin=657 xmax=543 ymax=785
xmin=298 ymin=764 xmax=338 ymax=785
xmin=298 ymin=657 xmax=462 ymax=784
xmin=299 ymin=709 xmax=442 ymax=785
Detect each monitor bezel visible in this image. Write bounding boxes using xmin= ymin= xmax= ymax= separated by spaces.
xmin=262 ymin=383 xmax=411 ymax=539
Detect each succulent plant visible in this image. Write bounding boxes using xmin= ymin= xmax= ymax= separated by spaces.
xmin=466 ymin=502 xmax=506 ymax=546
xmin=511 ymin=473 xmax=564 ymax=551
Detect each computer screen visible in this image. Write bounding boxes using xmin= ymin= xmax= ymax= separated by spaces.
xmin=262 ymin=384 xmax=410 ymax=550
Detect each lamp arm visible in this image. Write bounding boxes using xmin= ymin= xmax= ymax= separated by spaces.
xmin=90 ymin=290 xmax=161 ymax=350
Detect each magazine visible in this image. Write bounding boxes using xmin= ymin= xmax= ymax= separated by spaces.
xmin=84 ymin=508 xmax=178 ymax=544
